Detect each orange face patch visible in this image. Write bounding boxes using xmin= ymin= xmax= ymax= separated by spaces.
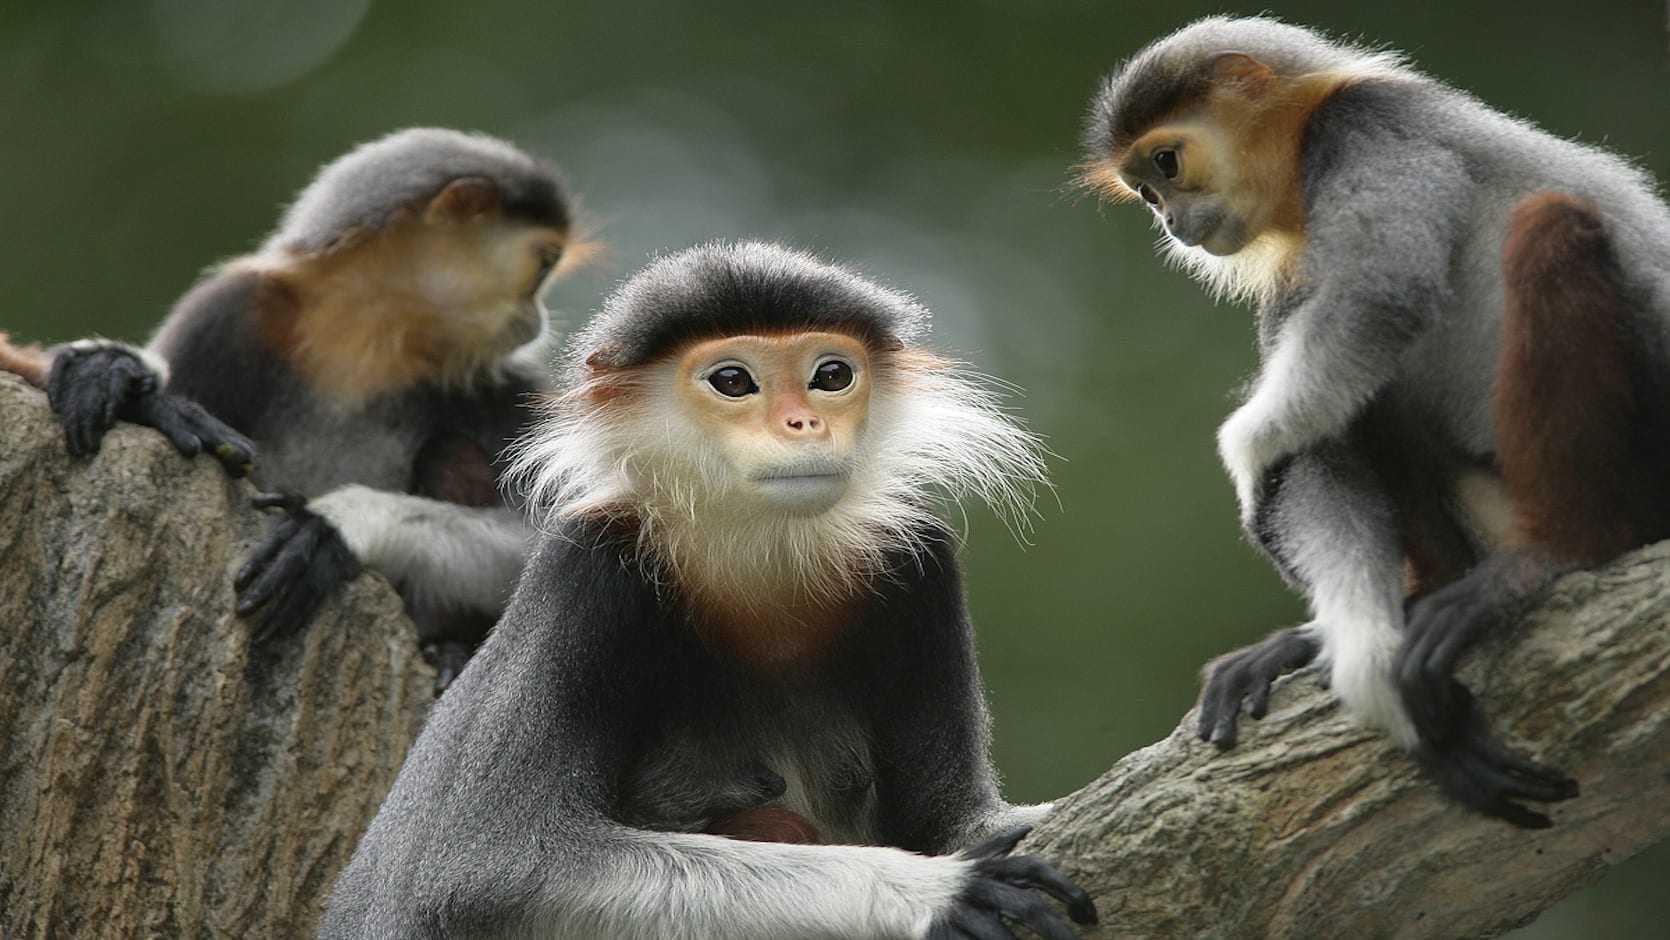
xmin=672 ymin=331 xmax=873 ymax=482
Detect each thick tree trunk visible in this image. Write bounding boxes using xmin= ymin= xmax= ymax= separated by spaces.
xmin=0 ymin=375 xmax=433 ymax=938
xmin=0 ymin=373 xmax=1665 ymax=939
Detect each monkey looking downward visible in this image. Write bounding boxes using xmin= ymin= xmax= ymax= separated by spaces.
xmin=319 ymin=242 xmax=1097 ymax=940
xmin=1082 ymin=16 xmax=1670 ymax=827
xmin=35 ymin=128 xmax=582 ymax=689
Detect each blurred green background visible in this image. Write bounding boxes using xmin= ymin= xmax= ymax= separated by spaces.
xmin=4 ymin=0 xmax=1666 ymax=934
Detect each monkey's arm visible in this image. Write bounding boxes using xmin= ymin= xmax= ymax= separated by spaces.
xmin=1218 ymin=96 xmax=1471 ymax=522
xmin=44 ymin=339 xmax=255 ymax=476
xmin=322 ymin=528 xmax=1090 ymax=940
xmin=1206 ymin=442 xmax=1411 ymax=744
xmin=44 ymin=265 xmax=285 ymax=474
xmin=235 ymin=485 xmax=527 ymax=642
xmin=870 ymin=526 xmax=1058 ymax=853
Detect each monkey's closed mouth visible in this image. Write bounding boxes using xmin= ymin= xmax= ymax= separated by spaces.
xmin=752 ymin=472 xmax=849 ymax=484
xmin=751 ymin=457 xmax=849 ymax=484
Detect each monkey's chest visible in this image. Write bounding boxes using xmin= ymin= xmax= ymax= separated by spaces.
xmin=615 ymin=700 xmax=878 ymax=846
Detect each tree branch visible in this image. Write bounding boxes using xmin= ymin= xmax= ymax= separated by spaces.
xmin=1 ymin=372 xmax=1665 ymax=938
xmin=1030 ymin=541 xmax=1670 ymax=938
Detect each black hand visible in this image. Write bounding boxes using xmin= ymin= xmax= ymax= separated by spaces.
xmin=235 ymin=493 xmax=360 ymax=643
xmin=926 ymin=826 xmax=1097 ymax=940
xmin=1196 ymin=626 xmax=1319 ymax=749
xmin=1412 ymin=684 xmax=1578 ymax=829
xmin=46 ymin=346 xmax=155 ymax=456
xmin=124 ymin=391 xmax=257 ymax=477
xmin=44 ymin=344 xmax=258 ymax=477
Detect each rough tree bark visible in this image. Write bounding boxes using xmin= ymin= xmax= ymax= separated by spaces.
xmin=0 ymin=372 xmax=1665 ymax=939
xmin=0 ymin=375 xmax=434 ymax=938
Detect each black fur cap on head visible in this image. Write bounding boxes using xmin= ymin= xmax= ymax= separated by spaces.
xmin=264 ymin=127 xmax=572 ymax=255
xmin=1082 ymin=16 xmax=1402 ymax=158
xmin=566 ymin=241 xmax=931 ymax=380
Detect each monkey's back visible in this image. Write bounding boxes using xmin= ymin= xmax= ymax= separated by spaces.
xmin=1295 ymin=77 xmax=1670 ymax=458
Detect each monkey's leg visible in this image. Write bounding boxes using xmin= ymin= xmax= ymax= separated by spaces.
xmin=1399 ymin=192 xmax=1639 ymax=826
xmin=1398 ymin=550 xmax=1579 ymax=827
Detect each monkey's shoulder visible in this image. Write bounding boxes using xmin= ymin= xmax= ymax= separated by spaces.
xmin=1296 ymin=79 xmax=1463 ymax=184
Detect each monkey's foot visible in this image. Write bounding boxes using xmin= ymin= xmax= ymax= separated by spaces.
xmin=422 ymin=641 xmax=475 ymax=694
xmin=1397 ymin=568 xmax=1513 ymax=743
xmin=1399 ymin=551 xmax=1561 ymax=742
xmin=926 ymin=826 xmax=1098 ymax=940
xmin=1196 ymin=626 xmax=1319 ymax=749
xmin=235 ymin=493 xmax=361 ymax=643
xmin=1413 ymin=683 xmax=1578 ymax=829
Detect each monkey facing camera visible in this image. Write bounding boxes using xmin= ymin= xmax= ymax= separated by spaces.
xmin=22 ymin=128 xmax=583 ymax=691
xmin=318 ymin=242 xmax=1097 ymax=940
xmin=1081 ymin=15 xmax=1670 ymax=827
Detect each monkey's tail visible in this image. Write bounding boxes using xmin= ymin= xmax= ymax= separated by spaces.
xmin=0 ymin=331 xmax=51 ymax=387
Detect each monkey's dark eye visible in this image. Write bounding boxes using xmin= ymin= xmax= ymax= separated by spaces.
xmin=1134 ymin=182 xmax=1161 ymax=207
xmin=533 ymin=246 xmax=563 ymax=285
xmin=707 ymin=367 xmax=759 ymax=398
xmin=1153 ymin=149 xmax=1180 ymax=180
xmin=809 ymin=360 xmax=854 ymax=392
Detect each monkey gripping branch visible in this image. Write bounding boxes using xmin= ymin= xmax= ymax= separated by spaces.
xmin=0 ymin=372 xmax=1665 ymax=938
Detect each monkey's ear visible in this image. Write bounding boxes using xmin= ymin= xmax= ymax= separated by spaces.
xmin=1208 ymin=51 xmax=1276 ymax=93
xmin=425 ymin=177 xmax=502 ymax=225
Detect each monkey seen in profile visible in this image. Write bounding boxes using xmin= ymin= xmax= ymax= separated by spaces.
xmin=28 ymin=128 xmax=582 ymax=690
xmin=320 ymin=242 xmax=1098 ymax=939
xmin=1082 ymin=16 xmax=1670 ymax=827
